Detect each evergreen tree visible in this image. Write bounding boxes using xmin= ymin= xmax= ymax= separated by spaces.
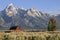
xmin=48 ymin=18 xmax=57 ymax=31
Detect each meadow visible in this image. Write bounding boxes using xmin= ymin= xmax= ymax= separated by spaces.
xmin=0 ymin=31 xmax=60 ymax=40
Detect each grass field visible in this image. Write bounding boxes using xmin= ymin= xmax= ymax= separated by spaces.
xmin=0 ymin=31 xmax=60 ymax=40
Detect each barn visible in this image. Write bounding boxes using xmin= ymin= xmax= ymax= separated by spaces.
xmin=10 ymin=26 xmax=25 ymax=32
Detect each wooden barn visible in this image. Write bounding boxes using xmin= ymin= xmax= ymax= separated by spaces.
xmin=10 ymin=26 xmax=25 ymax=32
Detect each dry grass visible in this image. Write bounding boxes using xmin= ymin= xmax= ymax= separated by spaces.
xmin=0 ymin=31 xmax=60 ymax=40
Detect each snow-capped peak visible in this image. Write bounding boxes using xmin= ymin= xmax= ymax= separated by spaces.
xmin=25 ymin=8 xmax=42 ymax=17
xmin=7 ymin=3 xmax=13 ymax=7
xmin=17 ymin=7 xmax=26 ymax=11
xmin=5 ymin=3 xmax=17 ymax=17
xmin=30 ymin=8 xmax=37 ymax=12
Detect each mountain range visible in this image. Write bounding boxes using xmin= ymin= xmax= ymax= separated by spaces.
xmin=0 ymin=3 xmax=60 ymax=30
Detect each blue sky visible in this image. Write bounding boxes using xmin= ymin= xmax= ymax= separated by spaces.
xmin=0 ymin=0 xmax=60 ymax=14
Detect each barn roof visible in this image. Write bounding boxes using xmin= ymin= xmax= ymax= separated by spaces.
xmin=10 ymin=26 xmax=18 ymax=30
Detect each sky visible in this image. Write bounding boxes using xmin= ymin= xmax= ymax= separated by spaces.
xmin=0 ymin=0 xmax=60 ymax=15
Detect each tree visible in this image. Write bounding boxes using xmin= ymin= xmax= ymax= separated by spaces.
xmin=48 ymin=18 xmax=57 ymax=31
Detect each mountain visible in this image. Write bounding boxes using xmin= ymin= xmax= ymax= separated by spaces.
xmin=0 ymin=3 xmax=54 ymax=30
xmin=55 ymin=14 xmax=60 ymax=29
